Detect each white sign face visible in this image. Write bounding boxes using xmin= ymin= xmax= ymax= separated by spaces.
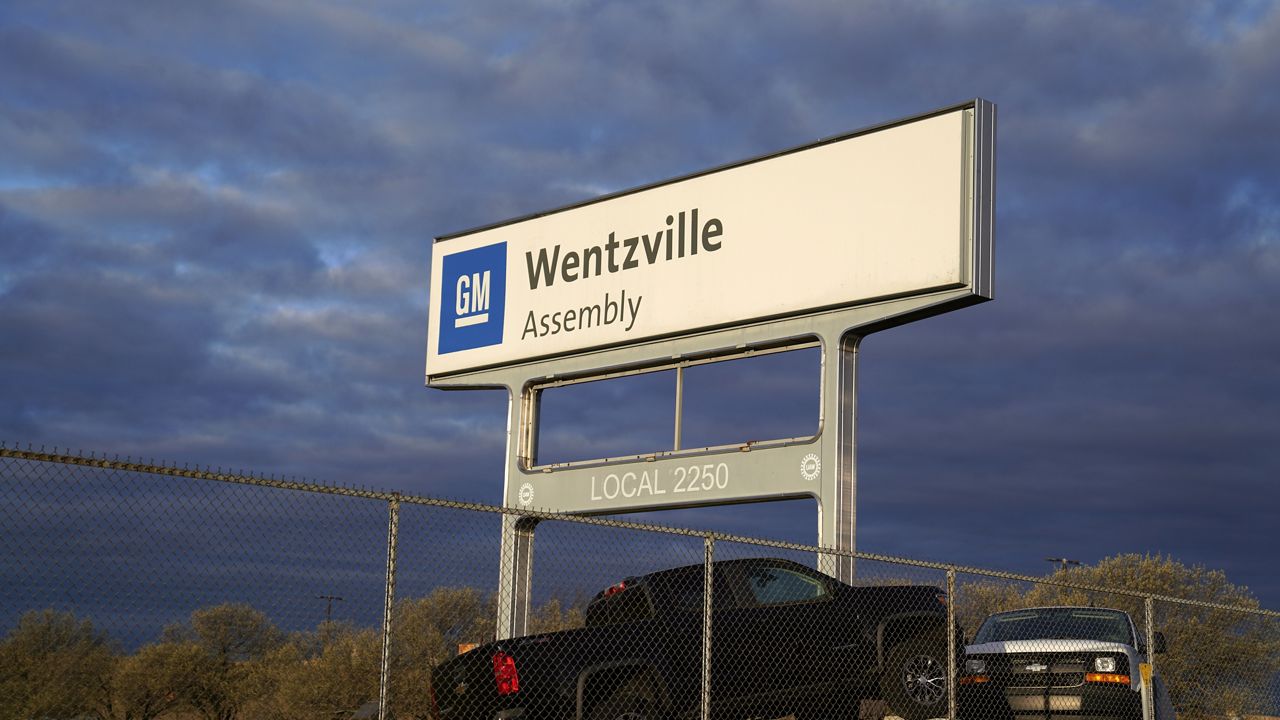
xmin=428 ymin=106 xmax=976 ymax=378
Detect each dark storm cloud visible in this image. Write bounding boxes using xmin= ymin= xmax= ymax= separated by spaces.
xmin=0 ymin=24 xmax=396 ymax=172
xmin=2 ymin=0 xmax=1279 ymax=608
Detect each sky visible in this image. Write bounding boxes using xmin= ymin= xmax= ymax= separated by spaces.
xmin=2 ymin=0 xmax=1280 ymax=613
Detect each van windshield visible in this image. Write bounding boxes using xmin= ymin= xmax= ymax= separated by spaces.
xmin=973 ymin=608 xmax=1133 ymax=645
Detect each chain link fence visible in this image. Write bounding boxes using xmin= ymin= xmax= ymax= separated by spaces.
xmin=3 ymin=444 xmax=1278 ymax=720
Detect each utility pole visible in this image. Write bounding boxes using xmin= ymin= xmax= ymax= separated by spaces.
xmin=317 ymin=594 xmax=344 ymax=625
xmin=1045 ymin=557 xmax=1081 ymax=572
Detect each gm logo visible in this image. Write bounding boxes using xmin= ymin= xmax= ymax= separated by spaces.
xmin=438 ymin=242 xmax=506 ymax=354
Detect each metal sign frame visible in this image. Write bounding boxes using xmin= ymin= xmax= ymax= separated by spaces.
xmin=428 ymin=99 xmax=995 ymax=638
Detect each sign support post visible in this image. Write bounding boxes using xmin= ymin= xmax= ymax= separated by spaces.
xmin=496 ymin=514 xmax=537 ymax=639
xmin=820 ymin=332 xmax=860 ymax=582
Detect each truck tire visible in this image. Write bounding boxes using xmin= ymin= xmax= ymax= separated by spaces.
xmin=587 ymin=677 xmax=657 ymax=720
xmin=880 ymin=635 xmax=948 ymax=720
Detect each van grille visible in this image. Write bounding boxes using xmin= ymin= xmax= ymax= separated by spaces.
xmin=996 ymin=654 xmax=1086 ymax=689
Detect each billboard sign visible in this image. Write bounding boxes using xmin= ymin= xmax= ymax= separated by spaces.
xmin=427 ymin=103 xmax=987 ymax=381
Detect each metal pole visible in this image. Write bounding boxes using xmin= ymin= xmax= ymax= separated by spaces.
xmin=496 ymin=387 xmax=540 ymax=641
xmin=496 ymin=515 xmax=538 ymax=640
xmin=1144 ymin=595 xmax=1155 ymax=720
xmin=947 ymin=568 xmax=957 ymax=720
xmin=378 ymin=497 xmax=401 ymax=720
xmin=817 ymin=334 xmax=858 ymax=582
xmin=701 ymin=535 xmax=714 ymax=720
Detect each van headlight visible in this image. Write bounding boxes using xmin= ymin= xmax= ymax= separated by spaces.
xmin=965 ymin=658 xmax=987 ymax=675
xmin=1094 ymin=656 xmax=1117 ymax=673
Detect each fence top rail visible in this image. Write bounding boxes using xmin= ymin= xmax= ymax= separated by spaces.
xmin=5 ymin=443 xmax=1277 ymax=619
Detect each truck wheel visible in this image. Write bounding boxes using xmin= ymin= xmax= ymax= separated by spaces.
xmin=881 ymin=635 xmax=948 ymax=720
xmin=588 ymin=678 xmax=657 ymax=720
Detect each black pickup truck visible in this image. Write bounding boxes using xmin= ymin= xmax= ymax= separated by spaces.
xmin=430 ymin=557 xmax=956 ymax=720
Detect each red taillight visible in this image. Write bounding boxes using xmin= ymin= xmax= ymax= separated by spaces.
xmin=604 ymin=581 xmax=627 ymax=597
xmin=493 ymin=651 xmax=520 ymax=695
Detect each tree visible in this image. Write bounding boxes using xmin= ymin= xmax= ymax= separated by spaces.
xmin=161 ymin=603 xmax=283 ymax=720
xmin=389 ymin=587 xmax=495 ymax=719
xmin=0 ymin=609 xmax=116 ymax=720
xmin=164 ymin=603 xmax=283 ymax=663
xmin=953 ymin=577 xmax=1036 ymax=636
xmin=959 ymin=554 xmax=1280 ymax=720
xmin=262 ymin=623 xmax=381 ymax=720
xmin=529 ymin=596 xmax=585 ymax=634
xmin=107 ymin=641 xmax=209 ymax=720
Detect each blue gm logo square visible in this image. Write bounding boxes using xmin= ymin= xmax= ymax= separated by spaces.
xmin=439 ymin=242 xmax=506 ymax=354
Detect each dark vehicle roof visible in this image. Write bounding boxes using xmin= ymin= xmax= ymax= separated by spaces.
xmin=585 ymin=557 xmax=827 ymax=626
xmin=589 ymin=557 xmax=813 ymax=600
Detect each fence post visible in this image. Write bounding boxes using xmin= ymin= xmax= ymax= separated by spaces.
xmin=1143 ymin=595 xmax=1155 ymax=720
xmin=701 ymin=535 xmax=714 ymax=720
xmin=947 ymin=568 xmax=957 ymax=720
xmin=378 ymin=496 xmax=401 ymax=720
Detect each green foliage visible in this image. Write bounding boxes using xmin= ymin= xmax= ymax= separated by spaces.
xmin=0 ymin=592 xmax=583 ymax=720
xmin=953 ymin=577 xmax=1036 ymax=636
xmin=160 ymin=603 xmax=283 ymax=720
xmin=262 ymin=623 xmax=381 ymax=720
xmin=529 ymin=596 xmax=586 ymax=635
xmin=388 ymin=586 xmax=495 ymax=719
xmin=107 ymin=641 xmax=209 ymax=720
xmin=959 ymin=554 xmax=1280 ymax=720
xmin=163 ymin=603 xmax=282 ymax=664
xmin=0 ymin=609 xmax=116 ymax=720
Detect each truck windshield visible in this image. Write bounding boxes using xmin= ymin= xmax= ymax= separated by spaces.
xmin=973 ymin=608 xmax=1133 ymax=645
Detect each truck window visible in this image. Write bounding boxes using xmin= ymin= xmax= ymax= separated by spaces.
xmin=584 ymin=586 xmax=654 ymax=627
xmin=743 ymin=566 xmax=829 ymax=606
xmin=653 ymin=569 xmax=732 ymax=614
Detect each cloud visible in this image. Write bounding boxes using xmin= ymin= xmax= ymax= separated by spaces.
xmin=1 ymin=0 xmax=1279 ymax=611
